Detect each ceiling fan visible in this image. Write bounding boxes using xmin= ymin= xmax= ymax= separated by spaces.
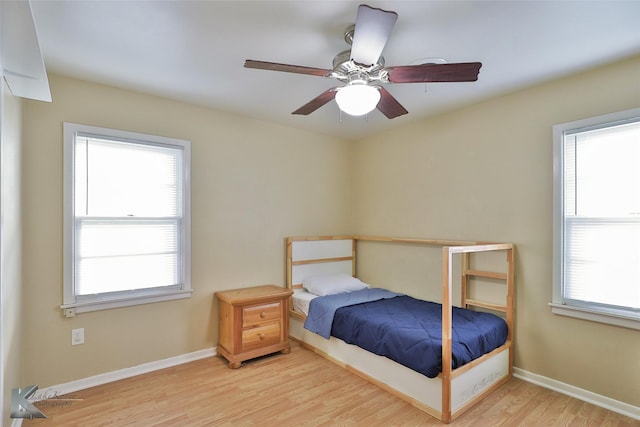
xmin=244 ymin=4 xmax=482 ymax=119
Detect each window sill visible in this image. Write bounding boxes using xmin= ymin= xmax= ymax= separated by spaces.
xmin=61 ymin=289 xmax=192 ymax=316
xmin=549 ymin=302 xmax=640 ymax=331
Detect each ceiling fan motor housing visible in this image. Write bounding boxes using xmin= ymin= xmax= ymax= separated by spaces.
xmin=331 ymin=49 xmax=388 ymax=84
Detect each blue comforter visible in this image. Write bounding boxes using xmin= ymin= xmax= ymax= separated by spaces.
xmin=306 ymin=289 xmax=508 ymax=378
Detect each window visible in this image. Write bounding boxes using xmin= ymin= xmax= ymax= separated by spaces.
xmin=63 ymin=123 xmax=191 ymax=314
xmin=551 ymin=108 xmax=640 ymax=329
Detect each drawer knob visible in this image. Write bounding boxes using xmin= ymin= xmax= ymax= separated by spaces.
xmin=260 ymin=311 xmax=267 ymax=318
xmin=258 ymin=333 xmax=265 ymax=340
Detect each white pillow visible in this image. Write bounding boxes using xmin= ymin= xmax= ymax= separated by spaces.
xmin=302 ymin=273 xmax=369 ymax=296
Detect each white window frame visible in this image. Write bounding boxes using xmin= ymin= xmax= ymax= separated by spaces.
xmin=62 ymin=123 xmax=191 ymax=315
xmin=551 ymin=107 xmax=640 ymax=330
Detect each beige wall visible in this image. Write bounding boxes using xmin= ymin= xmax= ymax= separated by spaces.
xmin=21 ymin=74 xmax=353 ymax=387
xmin=2 ymin=79 xmax=24 ymax=423
xmin=351 ymin=54 xmax=640 ymax=406
xmin=18 ymin=55 xmax=640 ymax=408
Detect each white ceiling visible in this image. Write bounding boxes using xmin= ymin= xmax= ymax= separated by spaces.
xmin=30 ymin=1 xmax=640 ymax=139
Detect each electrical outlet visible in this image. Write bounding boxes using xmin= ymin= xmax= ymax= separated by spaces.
xmin=71 ymin=328 xmax=84 ymax=345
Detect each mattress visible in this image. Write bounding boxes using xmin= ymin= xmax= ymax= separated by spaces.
xmin=292 ymin=288 xmax=316 ymax=316
xmin=330 ymin=294 xmax=508 ymax=378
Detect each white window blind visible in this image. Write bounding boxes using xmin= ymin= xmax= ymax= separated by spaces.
xmin=552 ymin=109 xmax=640 ymax=328
xmin=63 ymin=123 xmax=191 ymax=314
xmin=77 ymin=218 xmax=180 ymax=296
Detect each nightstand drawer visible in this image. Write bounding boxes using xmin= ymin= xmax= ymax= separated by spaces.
xmin=242 ymin=302 xmax=281 ymax=326
xmin=242 ymin=323 xmax=281 ymax=351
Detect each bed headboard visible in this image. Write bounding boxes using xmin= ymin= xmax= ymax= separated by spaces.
xmin=286 ymin=236 xmax=356 ymax=290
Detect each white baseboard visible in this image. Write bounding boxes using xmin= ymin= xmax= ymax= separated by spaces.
xmin=33 ymin=347 xmax=217 ymax=402
xmin=513 ymin=367 xmax=639 ymax=421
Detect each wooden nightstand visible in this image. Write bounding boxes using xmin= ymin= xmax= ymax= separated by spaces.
xmin=215 ymin=284 xmax=293 ymax=368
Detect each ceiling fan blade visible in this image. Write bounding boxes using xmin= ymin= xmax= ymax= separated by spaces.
xmin=244 ymin=60 xmax=332 ymax=77
xmin=292 ymin=88 xmax=338 ymax=115
xmin=377 ymin=87 xmax=408 ymax=119
xmin=388 ymin=62 xmax=482 ymax=83
xmin=350 ymin=5 xmax=398 ymax=67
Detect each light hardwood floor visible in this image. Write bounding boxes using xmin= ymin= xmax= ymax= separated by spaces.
xmin=24 ymin=342 xmax=638 ymax=426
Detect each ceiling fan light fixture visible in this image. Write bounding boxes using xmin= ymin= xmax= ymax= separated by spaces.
xmin=335 ymin=83 xmax=380 ymax=116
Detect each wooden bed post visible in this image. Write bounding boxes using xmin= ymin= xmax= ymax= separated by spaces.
xmin=286 ymin=238 xmax=293 ymax=289
xmin=441 ymin=246 xmax=453 ymax=423
xmin=286 ymin=238 xmax=293 ymax=314
xmin=506 ymin=247 xmax=515 ymax=374
xmin=352 ymin=238 xmax=357 ymax=277
xmin=461 ymin=252 xmax=470 ymax=308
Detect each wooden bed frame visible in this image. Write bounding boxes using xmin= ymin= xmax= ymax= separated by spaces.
xmin=285 ymin=235 xmax=515 ymax=424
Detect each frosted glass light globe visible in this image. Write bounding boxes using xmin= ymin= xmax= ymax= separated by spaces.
xmin=335 ymin=84 xmax=380 ymax=116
